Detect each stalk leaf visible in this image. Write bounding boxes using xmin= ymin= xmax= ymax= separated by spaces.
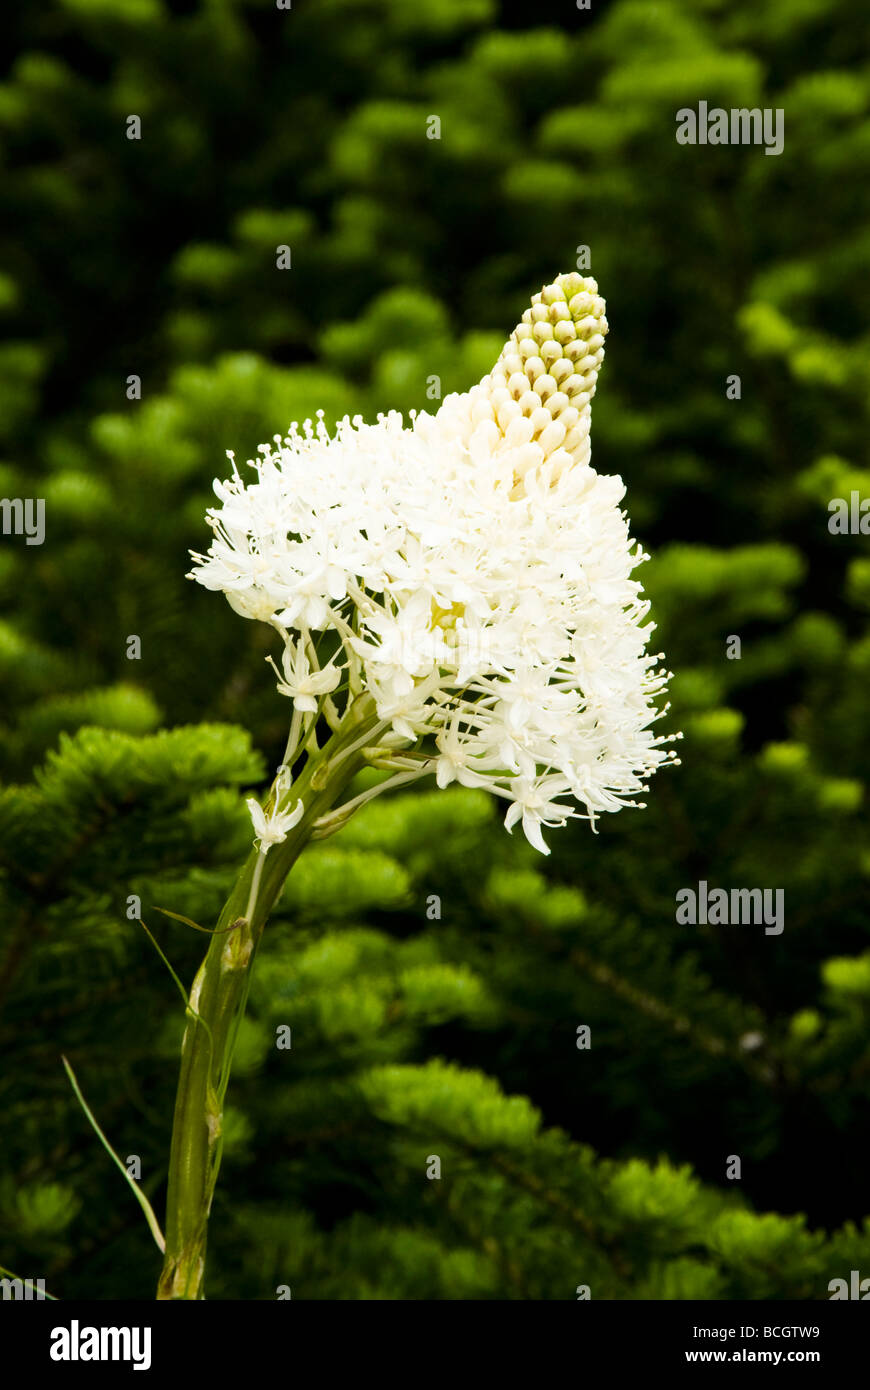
xmin=61 ymin=1055 xmax=166 ymax=1256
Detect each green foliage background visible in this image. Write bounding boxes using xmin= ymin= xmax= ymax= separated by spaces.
xmin=1 ymin=0 xmax=869 ymax=1299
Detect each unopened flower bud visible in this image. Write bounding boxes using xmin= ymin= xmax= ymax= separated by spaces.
xmin=435 ymin=272 xmax=608 ymax=493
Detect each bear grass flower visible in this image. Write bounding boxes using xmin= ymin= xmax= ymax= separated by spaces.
xmin=189 ymin=271 xmax=678 ymax=854
xmin=245 ymin=795 xmax=304 ymax=854
xmin=161 ymin=273 xmax=680 ymax=1302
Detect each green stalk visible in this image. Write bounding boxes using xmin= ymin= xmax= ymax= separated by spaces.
xmin=157 ymin=695 xmax=377 ymax=1299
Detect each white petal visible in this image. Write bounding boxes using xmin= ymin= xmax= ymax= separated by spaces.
xmin=246 ymin=798 xmax=268 ymax=839
xmin=521 ymin=809 xmax=551 ymax=856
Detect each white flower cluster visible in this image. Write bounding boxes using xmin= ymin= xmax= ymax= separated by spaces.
xmin=189 ymin=273 xmax=678 ymax=853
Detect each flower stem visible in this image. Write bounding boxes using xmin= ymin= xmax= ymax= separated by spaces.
xmin=156 ymin=696 xmax=377 ymax=1299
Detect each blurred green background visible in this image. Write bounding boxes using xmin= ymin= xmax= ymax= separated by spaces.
xmin=1 ymin=0 xmax=869 ymax=1299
